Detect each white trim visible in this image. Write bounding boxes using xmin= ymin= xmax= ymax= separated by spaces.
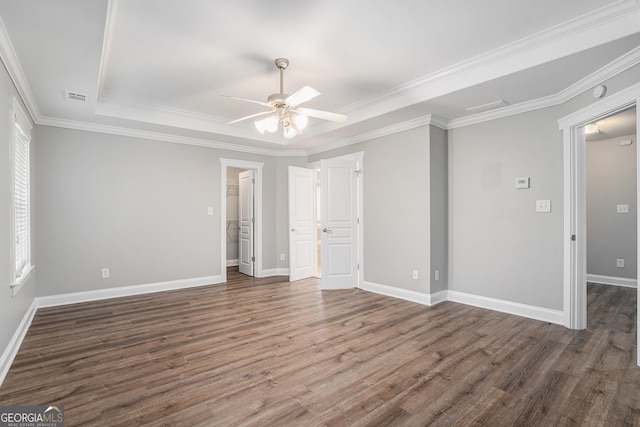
xmin=361 ymin=281 xmax=435 ymax=306
xmin=226 ymin=259 xmax=239 ymax=267
xmin=37 ymin=275 xmax=224 ymax=309
xmin=447 ymin=291 xmax=564 ymax=325
xmin=220 ymin=159 xmax=264 ymax=283
xmin=0 ymin=16 xmax=39 ymax=122
xmin=307 ymin=115 xmax=446 ymax=156
xmin=0 ymin=300 xmax=37 ymax=387
xmin=38 ymin=117 xmax=307 ymax=157
xmin=448 ymin=45 xmax=640 ymax=130
xmin=360 ymin=281 xmax=562 ymax=324
xmin=587 ymin=274 xmax=637 ymax=288
xmin=260 ymin=268 xmax=290 ymax=278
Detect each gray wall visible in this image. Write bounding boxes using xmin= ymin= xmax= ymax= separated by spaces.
xmin=310 ymin=125 xmax=446 ymax=294
xmin=448 ymin=108 xmax=564 ymax=310
xmin=0 ymin=62 xmax=37 ymax=362
xmin=587 ymin=134 xmax=637 ymax=280
xmin=430 ymin=126 xmax=447 ymax=293
xmin=448 ymin=63 xmax=640 ymax=311
xmin=34 ymin=126 xmax=299 ymax=296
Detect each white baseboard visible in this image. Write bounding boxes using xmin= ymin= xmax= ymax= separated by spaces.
xmin=359 ymin=281 xmax=563 ymax=325
xmin=259 ymin=268 xmax=289 ymax=278
xmin=361 ymin=281 xmax=440 ymax=306
xmin=587 ymin=274 xmax=637 ymax=288
xmin=37 ymin=275 xmax=224 ymax=308
xmin=226 ymin=259 xmax=239 ymax=267
xmin=446 ymin=290 xmax=564 ymax=325
xmin=0 ymin=299 xmax=38 ymax=387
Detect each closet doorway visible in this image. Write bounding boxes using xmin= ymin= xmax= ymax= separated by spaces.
xmin=220 ymin=159 xmax=264 ymax=282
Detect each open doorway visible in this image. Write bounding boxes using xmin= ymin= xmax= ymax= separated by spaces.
xmin=220 ymin=159 xmax=264 ymax=282
xmin=559 ymin=82 xmax=640 ymax=364
xmin=585 ymin=107 xmax=637 ymax=327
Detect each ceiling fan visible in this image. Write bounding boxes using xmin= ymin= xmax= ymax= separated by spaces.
xmin=223 ymin=58 xmax=347 ymax=139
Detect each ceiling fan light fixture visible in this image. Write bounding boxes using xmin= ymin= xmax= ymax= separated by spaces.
xmin=254 ymin=119 xmax=267 ymax=134
xmin=283 ymin=125 xmax=298 ymax=139
xmin=264 ymin=115 xmax=279 ymax=133
xmin=225 ymin=58 xmax=347 ymax=140
xmin=292 ymin=113 xmax=308 ymax=130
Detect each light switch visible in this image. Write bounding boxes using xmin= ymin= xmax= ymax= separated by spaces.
xmin=617 ymin=204 xmax=629 ymax=214
xmin=536 ymin=200 xmax=551 ymax=213
xmin=207 ymin=207 xmax=214 ymax=215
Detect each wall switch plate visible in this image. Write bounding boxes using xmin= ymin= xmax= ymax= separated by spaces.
xmin=207 ymin=207 xmax=214 ymax=215
xmin=536 ymin=200 xmax=551 ymax=213
xmin=101 ymin=268 xmax=110 ymax=279
xmin=616 ymin=204 xmax=629 ymax=214
xmin=280 ymin=253 xmax=285 ymax=261
xmin=617 ymin=259 xmax=625 ymax=268
xmin=515 ymin=177 xmax=530 ymax=189
xmin=412 ymin=270 xmax=418 ymax=280
xmin=435 ymin=270 xmax=439 ymax=281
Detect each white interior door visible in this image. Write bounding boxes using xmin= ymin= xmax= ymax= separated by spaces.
xmin=321 ymin=158 xmax=359 ymax=289
xmin=288 ymin=166 xmax=315 ymax=282
xmin=238 ymin=170 xmax=254 ymax=276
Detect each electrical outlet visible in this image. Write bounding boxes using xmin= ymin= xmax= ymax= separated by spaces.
xmin=280 ymin=253 xmax=286 ymax=261
xmin=617 ymin=259 xmax=625 ymax=268
xmin=101 ymin=268 xmax=110 ymax=279
xmin=435 ymin=270 xmax=440 ymax=281
xmin=412 ymin=270 xmax=418 ymax=280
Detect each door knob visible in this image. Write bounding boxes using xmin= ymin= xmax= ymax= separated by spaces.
xmin=322 ymin=228 xmax=333 ymax=233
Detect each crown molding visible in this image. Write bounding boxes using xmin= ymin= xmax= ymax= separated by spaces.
xmin=338 ymin=0 xmax=640 ymax=127
xmin=37 ymin=116 xmax=307 ymax=157
xmin=307 ymin=115 xmax=447 ymax=156
xmin=448 ymin=44 xmax=640 ymax=129
xmin=96 ymin=95 xmax=289 ymax=146
xmin=0 ymin=15 xmax=40 ymax=123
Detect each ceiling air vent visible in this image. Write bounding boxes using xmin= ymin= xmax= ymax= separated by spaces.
xmin=64 ymin=91 xmax=87 ymax=103
xmin=465 ymin=100 xmax=508 ymax=114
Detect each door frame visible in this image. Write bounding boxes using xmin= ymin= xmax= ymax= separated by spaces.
xmin=558 ymin=82 xmax=640 ymax=363
xmin=308 ymin=151 xmax=364 ymax=288
xmin=220 ymin=158 xmax=264 ymax=282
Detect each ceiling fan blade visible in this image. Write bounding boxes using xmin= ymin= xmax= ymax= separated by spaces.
xmin=221 ymin=95 xmax=272 ymax=108
xmin=226 ymin=110 xmax=273 ymax=125
xmin=297 ymin=107 xmax=347 ymax=123
xmin=285 ymin=86 xmax=321 ymax=107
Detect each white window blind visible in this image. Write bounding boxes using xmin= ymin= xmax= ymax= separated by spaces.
xmin=12 ymin=97 xmax=32 ymax=288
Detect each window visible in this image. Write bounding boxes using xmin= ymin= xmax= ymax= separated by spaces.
xmin=11 ymin=96 xmax=32 ymax=294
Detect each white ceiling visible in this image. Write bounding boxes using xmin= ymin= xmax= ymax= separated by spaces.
xmin=0 ymin=0 xmax=639 ymax=154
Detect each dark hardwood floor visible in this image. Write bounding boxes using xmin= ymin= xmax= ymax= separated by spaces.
xmin=0 ymin=270 xmax=638 ymax=426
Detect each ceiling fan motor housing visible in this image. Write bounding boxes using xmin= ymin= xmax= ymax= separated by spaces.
xmin=275 ymin=58 xmax=289 ymax=70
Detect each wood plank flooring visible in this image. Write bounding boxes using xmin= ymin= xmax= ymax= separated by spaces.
xmin=1 ymin=270 xmax=638 ymax=426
